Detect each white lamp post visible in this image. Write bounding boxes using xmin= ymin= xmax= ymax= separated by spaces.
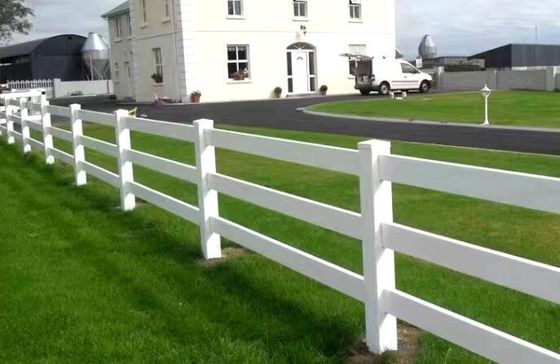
xmin=481 ymin=84 xmax=492 ymax=126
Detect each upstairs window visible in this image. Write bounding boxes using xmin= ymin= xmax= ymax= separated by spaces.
xmin=349 ymin=0 xmax=361 ymax=19
xmin=141 ymin=0 xmax=148 ymax=23
xmin=126 ymin=14 xmax=132 ymax=36
xmin=228 ymin=0 xmax=243 ymax=16
xmin=115 ymin=17 xmax=123 ymax=38
xmin=227 ymin=45 xmax=250 ymax=80
xmin=164 ymin=0 xmax=170 ymax=18
xmin=293 ymin=0 xmax=307 ymax=18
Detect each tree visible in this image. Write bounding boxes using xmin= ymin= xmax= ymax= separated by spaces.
xmin=0 ymin=0 xmax=34 ymax=41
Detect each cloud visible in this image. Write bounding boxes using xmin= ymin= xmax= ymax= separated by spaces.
xmin=397 ymin=0 xmax=560 ymax=58
xmin=8 ymin=0 xmax=560 ymax=60
xmin=9 ymin=0 xmax=119 ymax=43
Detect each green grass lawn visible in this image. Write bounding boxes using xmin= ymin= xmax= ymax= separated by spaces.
xmin=311 ymin=90 xmax=560 ymax=128
xmin=1 ymin=124 xmax=560 ymax=363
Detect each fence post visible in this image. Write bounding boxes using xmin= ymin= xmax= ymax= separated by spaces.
xmin=194 ymin=119 xmax=221 ymax=260
xmin=358 ymin=139 xmax=398 ymax=354
xmin=5 ymin=101 xmax=15 ymax=144
xmin=69 ymin=104 xmax=87 ymax=186
xmin=40 ymin=94 xmax=54 ymax=164
xmin=115 ymin=109 xmax=136 ymax=211
xmin=19 ymin=98 xmax=31 ymax=154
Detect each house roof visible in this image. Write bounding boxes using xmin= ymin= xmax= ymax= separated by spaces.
xmin=101 ymin=1 xmax=129 ymax=19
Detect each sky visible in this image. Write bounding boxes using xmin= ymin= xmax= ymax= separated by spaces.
xmin=8 ymin=0 xmax=560 ymax=59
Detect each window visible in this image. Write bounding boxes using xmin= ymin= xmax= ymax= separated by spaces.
xmin=227 ymin=0 xmax=243 ymax=16
xmin=349 ymin=0 xmax=361 ymax=19
xmin=126 ymin=14 xmax=132 ymax=36
xmin=124 ymin=61 xmax=131 ymax=79
xmin=114 ymin=62 xmax=120 ymax=80
xmin=293 ymin=0 xmax=307 ymax=17
xmin=164 ymin=0 xmax=170 ymax=18
xmin=227 ymin=45 xmax=250 ymax=80
xmin=141 ymin=0 xmax=147 ymax=23
xmin=348 ymin=44 xmax=366 ymax=75
xmin=153 ymin=48 xmax=163 ymax=83
xmin=401 ymin=63 xmax=420 ymax=74
xmin=115 ymin=17 xmax=123 ymax=38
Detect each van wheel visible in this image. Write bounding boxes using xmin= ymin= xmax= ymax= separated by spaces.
xmin=379 ymin=82 xmax=390 ymax=96
xmin=420 ymin=80 xmax=431 ymax=93
xmin=360 ymin=90 xmax=370 ymax=96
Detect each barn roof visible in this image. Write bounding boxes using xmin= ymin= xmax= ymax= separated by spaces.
xmin=0 ymin=34 xmax=85 ymax=60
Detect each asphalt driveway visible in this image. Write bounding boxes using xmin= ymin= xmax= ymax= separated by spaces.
xmin=54 ymin=93 xmax=560 ymax=156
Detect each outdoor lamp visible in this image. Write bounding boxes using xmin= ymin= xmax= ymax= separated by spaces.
xmin=480 ymin=84 xmax=492 ymax=126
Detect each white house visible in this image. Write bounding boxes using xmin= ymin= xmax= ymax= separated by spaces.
xmin=103 ymin=0 xmax=395 ymax=103
xmin=102 ymin=2 xmax=135 ymax=100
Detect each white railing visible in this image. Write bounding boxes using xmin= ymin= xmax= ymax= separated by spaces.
xmin=6 ymin=79 xmax=53 ymax=91
xmin=1 ymin=91 xmax=560 ymax=363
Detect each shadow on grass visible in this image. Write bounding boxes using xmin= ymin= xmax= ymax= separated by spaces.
xmin=1 ymin=142 xmax=361 ymax=361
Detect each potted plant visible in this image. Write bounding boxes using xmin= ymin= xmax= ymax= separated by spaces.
xmin=273 ymin=86 xmax=282 ymax=98
xmin=151 ymin=73 xmax=163 ymax=84
xmin=191 ymin=90 xmax=202 ymax=103
xmin=319 ymin=85 xmax=328 ymax=96
xmin=233 ymin=70 xmax=245 ymax=81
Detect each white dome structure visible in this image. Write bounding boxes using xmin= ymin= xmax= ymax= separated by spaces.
xmin=418 ymin=34 xmax=437 ymax=59
xmin=82 ymin=32 xmax=110 ymax=80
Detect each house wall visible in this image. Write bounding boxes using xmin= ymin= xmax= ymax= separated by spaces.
xmin=107 ymin=13 xmax=135 ymax=99
xmin=126 ymin=0 xmax=395 ymax=103
xmin=129 ymin=0 xmax=182 ymax=102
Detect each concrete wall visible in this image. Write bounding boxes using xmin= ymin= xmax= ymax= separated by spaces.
xmin=436 ymin=66 xmax=560 ymax=92
xmin=52 ymin=79 xmax=114 ymax=98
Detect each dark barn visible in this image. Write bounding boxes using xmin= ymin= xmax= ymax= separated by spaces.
xmin=470 ymin=44 xmax=560 ymax=69
xmin=0 ymin=34 xmax=87 ymax=83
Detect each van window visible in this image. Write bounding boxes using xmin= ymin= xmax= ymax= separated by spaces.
xmin=401 ymin=63 xmax=419 ymax=74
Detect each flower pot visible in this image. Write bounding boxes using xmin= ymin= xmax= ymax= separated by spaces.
xmin=320 ymin=91 xmax=327 ymax=96
xmin=191 ymin=95 xmax=201 ymax=103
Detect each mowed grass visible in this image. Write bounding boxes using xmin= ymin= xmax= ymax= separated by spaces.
xmin=1 ymin=124 xmax=560 ymax=363
xmin=311 ymin=90 xmax=560 ymax=128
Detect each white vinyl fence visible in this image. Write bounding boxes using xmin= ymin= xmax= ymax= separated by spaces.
xmin=1 ymin=91 xmax=560 ymax=363
xmin=7 ymin=79 xmax=53 ymax=91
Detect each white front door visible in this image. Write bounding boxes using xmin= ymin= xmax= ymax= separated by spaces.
xmin=291 ymin=50 xmax=309 ymax=93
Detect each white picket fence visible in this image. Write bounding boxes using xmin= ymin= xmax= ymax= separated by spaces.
xmin=6 ymin=79 xmax=53 ymax=91
xmin=1 ymin=90 xmax=560 ymax=363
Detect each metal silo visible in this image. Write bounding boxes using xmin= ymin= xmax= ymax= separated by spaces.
xmin=82 ymin=32 xmax=110 ymax=80
xmin=418 ymin=35 xmax=437 ymax=59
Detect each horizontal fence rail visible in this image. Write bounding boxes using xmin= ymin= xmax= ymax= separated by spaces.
xmin=207 ymin=128 xmax=360 ymax=175
xmin=1 ymin=89 xmax=559 ymax=362
xmin=381 ymin=154 xmax=560 ymax=214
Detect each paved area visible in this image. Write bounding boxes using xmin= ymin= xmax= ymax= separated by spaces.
xmin=53 ymin=94 xmax=560 ymax=156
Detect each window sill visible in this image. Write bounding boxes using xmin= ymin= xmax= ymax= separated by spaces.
xmin=226 ymin=15 xmax=245 ymax=20
xmin=348 ymin=75 xmax=357 ymax=79
xmin=162 ymin=17 xmax=171 ymax=23
xmin=140 ymin=23 xmax=148 ymax=29
xmin=114 ymin=38 xmax=123 ymax=43
xmin=227 ymin=79 xmax=252 ymax=84
xmin=348 ymin=19 xmax=363 ymax=23
xmin=153 ymin=83 xmax=165 ymax=86
xmin=292 ymin=17 xmax=309 ymax=22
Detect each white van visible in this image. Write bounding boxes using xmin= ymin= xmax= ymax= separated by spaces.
xmin=348 ymin=56 xmax=433 ymax=96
